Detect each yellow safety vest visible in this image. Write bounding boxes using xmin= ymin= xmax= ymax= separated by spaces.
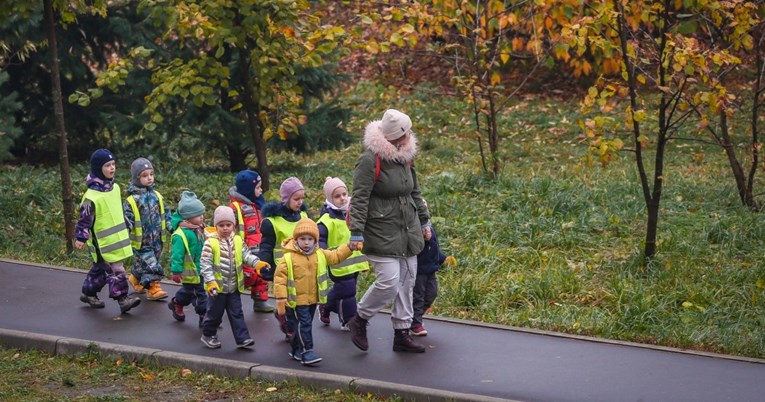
xmin=316 ymin=214 xmax=368 ymax=277
xmin=82 ymin=185 xmax=132 ymax=263
xmin=125 ymin=191 xmax=167 ymax=249
xmin=267 ymin=212 xmax=308 ymax=263
xmin=172 ymin=228 xmax=201 ymax=284
xmin=283 ymin=251 xmax=329 ymax=308
xmin=207 ymin=236 xmax=245 ymax=293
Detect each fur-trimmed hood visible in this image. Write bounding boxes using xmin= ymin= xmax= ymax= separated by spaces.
xmin=363 ymin=120 xmax=418 ymax=162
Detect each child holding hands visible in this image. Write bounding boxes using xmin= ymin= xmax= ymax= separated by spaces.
xmin=75 ymin=149 xmax=140 ymax=314
xmin=411 ymin=222 xmax=456 ymax=336
xmin=167 ymin=191 xmax=208 ymax=327
xmin=274 ymin=218 xmax=355 ymax=365
xmin=199 ymin=206 xmax=269 ymax=350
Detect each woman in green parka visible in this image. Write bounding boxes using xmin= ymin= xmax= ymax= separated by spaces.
xmin=347 ymin=109 xmax=432 ymax=354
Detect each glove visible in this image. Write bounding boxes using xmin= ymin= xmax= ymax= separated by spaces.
xmin=204 ymin=281 xmax=220 ymax=296
xmin=349 ymin=241 xmax=364 ymax=251
xmin=255 ymin=260 xmax=270 ymax=275
xmin=171 ymin=274 xmax=183 ymax=283
xmin=276 ymin=299 xmax=287 ymax=316
xmin=443 ymin=255 xmax=457 ymax=268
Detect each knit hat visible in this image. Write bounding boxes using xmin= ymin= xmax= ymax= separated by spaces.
xmin=235 ymin=169 xmax=261 ymax=200
xmin=379 ymin=109 xmax=412 ymax=141
xmin=90 ymin=148 xmax=115 ymax=180
xmin=279 ymin=177 xmax=305 ymax=205
xmin=130 ymin=157 xmax=153 ymax=186
xmin=293 ymin=218 xmax=319 ymax=241
xmin=323 ymin=176 xmax=347 ymax=202
xmin=213 ymin=205 xmax=236 ymax=225
xmin=177 ymin=191 xmax=205 ymax=219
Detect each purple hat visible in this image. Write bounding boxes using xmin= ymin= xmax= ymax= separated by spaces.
xmin=279 ymin=177 xmax=304 ymax=204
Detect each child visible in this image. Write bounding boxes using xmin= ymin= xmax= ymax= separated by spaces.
xmin=411 ymin=223 xmax=456 ymax=336
xmin=228 ymin=169 xmax=272 ymax=313
xmin=199 ymin=206 xmax=269 ymax=349
xmin=168 ymin=191 xmax=208 ymax=327
xmin=75 ymin=148 xmax=141 ymax=314
xmin=274 ymin=218 xmax=354 ymax=365
xmin=258 ymin=176 xmax=308 ymax=339
xmin=124 ymin=157 xmax=172 ymax=300
xmin=317 ymin=177 xmax=369 ymax=331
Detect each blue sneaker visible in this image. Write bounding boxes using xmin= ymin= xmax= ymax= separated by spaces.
xmin=288 ymin=349 xmax=303 ymax=361
xmin=301 ymin=350 xmax=322 ymax=366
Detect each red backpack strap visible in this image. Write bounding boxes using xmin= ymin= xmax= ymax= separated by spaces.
xmin=374 ymin=154 xmax=381 ymax=183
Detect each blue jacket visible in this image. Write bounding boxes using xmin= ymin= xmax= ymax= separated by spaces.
xmin=416 ymin=226 xmax=446 ymax=275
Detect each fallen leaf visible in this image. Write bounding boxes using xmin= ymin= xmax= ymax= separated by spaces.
xmin=266 ymin=387 xmax=278 ymax=392
xmin=181 ymin=369 xmax=192 ymax=377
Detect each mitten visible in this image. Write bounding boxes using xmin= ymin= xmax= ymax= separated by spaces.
xmin=255 ymin=260 xmax=270 ymax=275
xmin=171 ymin=274 xmax=183 ymax=283
xmin=276 ymin=299 xmax=287 ymax=316
xmin=443 ymin=255 xmax=457 ymax=268
xmin=205 ymin=281 xmax=220 ymax=296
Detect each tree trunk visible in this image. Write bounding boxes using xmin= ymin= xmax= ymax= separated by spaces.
xmin=44 ymin=0 xmax=75 ymax=253
xmin=226 ymin=143 xmax=247 ymax=173
xmin=238 ymin=48 xmax=270 ymax=191
xmin=718 ymin=110 xmax=755 ymax=209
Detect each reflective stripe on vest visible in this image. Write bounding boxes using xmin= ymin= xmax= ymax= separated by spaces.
xmin=283 ymin=251 xmax=329 ymax=308
xmin=208 ymin=236 xmax=245 ymax=293
xmin=232 ymin=201 xmax=247 ymax=239
xmin=316 ymin=214 xmax=369 ymax=277
xmin=267 ymin=212 xmax=308 ymax=262
xmin=82 ymin=184 xmax=132 ymax=263
xmin=126 ymin=192 xmax=166 ymax=249
xmin=172 ymin=228 xmax=200 ymax=284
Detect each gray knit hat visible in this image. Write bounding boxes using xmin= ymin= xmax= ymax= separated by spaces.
xmin=130 ymin=157 xmax=153 ymax=186
xmin=177 ymin=191 xmax=205 ymax=219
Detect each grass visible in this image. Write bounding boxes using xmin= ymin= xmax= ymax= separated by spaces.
xmin=1 ymin=80 xmax=765 ymax=361
xmin=0 ymin=347 xmax=389 ymax=401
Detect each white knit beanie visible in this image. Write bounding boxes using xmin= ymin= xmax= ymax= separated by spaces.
xmin=379 ymin=109 xmax=412 ymax=141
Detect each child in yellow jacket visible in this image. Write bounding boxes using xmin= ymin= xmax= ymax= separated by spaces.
xmin=274 ymin=218 xmax=356 ymax=366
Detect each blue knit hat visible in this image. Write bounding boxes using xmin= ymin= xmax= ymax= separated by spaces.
xmin=235 ymin=169 xmax=261 ymax=201
xmin=177 ymin=191 xmax=205 ymax=219
xmin=90 ymin=148 xmax=115 ymax=181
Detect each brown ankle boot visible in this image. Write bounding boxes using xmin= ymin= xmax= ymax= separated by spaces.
xmin=393 ymin=329 xmax=425 ymax=353
xmin=147 ymin=281 xmax=168 ymax=300
xmin=348 ymin=315 xmax=369 ymax=351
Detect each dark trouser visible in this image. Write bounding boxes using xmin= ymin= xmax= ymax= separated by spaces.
xmin=202 ymin=290 xmax=251 ymax=344
xmin=324 ymin=276 xmax=358 ymax=325
xmin=249 ymin=274 xmax=270 ymax=302
xmin=130 ymin=248 xmax=164 ymax=287
xmin=412 ymin=272 xmax=438 ymax=327
xmin=287 ymin=304 xmax=317 ymax=353
xmin=82 ymin=258 xmax=128 ymax=299
xmin=174 ymin=282 xmax=207 ymax=315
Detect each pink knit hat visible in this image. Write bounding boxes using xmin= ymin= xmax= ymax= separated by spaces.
xmin=279 ymin=177 xmax=305 ymax=204
xmin=213 ymin=206 xmax=236 ymax=225
xmin=323 ymin=176 xmax=347 ymax=201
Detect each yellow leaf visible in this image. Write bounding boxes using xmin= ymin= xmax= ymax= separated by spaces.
xmin=491 ymin=71 xmax=501 ymax=86
xmin=500 ymin=52 xmax=510 ymax=64
xmin=266 ymin=387 xmax=278 ymax=392
xmin=756 ymin=278 xmax=765 ymax=289
xmin=682 ymin=301 xmax=694 ymax=308
xmin=115 ymin=359 xmax=123 ymax=367
xmin=633 ymin=110 xmax=648 ymax=122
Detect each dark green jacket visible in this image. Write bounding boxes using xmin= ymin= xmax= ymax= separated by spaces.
xmin=349 ymin=119 xmax=430 ymax=257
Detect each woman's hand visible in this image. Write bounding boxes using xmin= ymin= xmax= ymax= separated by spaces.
xmin=422 ymin=226 xmax=432 ymax=241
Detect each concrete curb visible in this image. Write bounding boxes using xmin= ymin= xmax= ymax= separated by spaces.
xmin=0 ymin=328 xmax=517 ymax=402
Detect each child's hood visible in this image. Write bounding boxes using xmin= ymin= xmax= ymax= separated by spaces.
xmin=85 ymin=174 xmax=114 ymax=192
xmin=127 ymin=182 xmax=154 ymax=195
xmin=170 ymin=211 xmax=184 ymax=231
xmin=229 ymin=186 xmax=265 ymax=210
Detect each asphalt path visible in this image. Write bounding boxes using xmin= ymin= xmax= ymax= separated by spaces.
xmin=1 ymin=259 xmax=764 ymax=402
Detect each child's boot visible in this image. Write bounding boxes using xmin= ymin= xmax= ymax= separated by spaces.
xmin=80 ymin=293 xmax=105 ymax=309
xmin=393 ymin=329 xmax=426 ymax=353
xmin=252 ymin=299 xmax=274 ymax=313
xmin=128 ymin=274 xmax=145 ymax=294
xmin=117 ymin=294 xmax=141 ymax=314
xmin=168 ymin=298 xmax=185 ymax=321
xmin=147 ymin=281 xmax=168 ymax=301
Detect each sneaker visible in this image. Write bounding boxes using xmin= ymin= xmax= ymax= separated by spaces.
xmin=318 ymin=304 xmax=330 ymax=326
xmin=117 ymin=295 xmax=141 ymax=314
xmin=237 ymin=338 xmax=255 ymax=349
xmin=79 ymin=293 xmax=105 ymax=309
xmin=201 ymin=335 xmax=221 ymax=349
xmin=301 ymin=350 xmax=322 ymax=366
xmin=168 ymin=298 xmax=185 ymax=321
xmin=410 ymin=324 xmax=428 ymax=336
xmin=288 ymin=349 xmax=303 ymax=361
xmin=340 ymin=322 xmax=350 ymax=332
xmin=348 ymin=315 xmax=369 ymax=351
xmin=252 ymin=299 xmax=275 ymax=313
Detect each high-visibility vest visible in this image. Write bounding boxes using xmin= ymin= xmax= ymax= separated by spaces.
xmin=266 ymin=212 xmax=308 ymax=263
xmin=125 ymin=191 xmax=166 ymax=249
xmin=231 ymin=201 xmax=261 ymax=246
xmin=283 ymin=251 xmax=329 ymax=308
xmin=172 ymin=228 xmax=201 ymax=284
xmin=317 ymin=214 xmax=368 ymax=277
xmin=82 ymin=185 xmax=132 ymax=263
xmin=207 ymin=236 xmax=245 ymax=293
